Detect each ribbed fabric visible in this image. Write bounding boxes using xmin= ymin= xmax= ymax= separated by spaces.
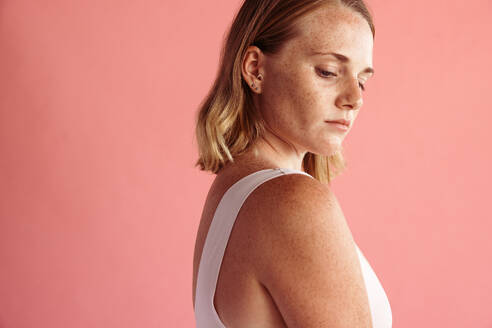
xmin=194 ymin=168 xmax=392 ymax=327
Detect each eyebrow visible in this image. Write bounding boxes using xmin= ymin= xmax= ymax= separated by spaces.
xmin=311 ymin=51 xmax=375 ymax=75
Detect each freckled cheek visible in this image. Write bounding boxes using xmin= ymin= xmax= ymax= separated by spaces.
xmin=264 ymin=74 xmax=295 ymax=113
xmin=264 ymin=70 xmax=324 ymax=128
xmin=292 ymin=88 xmax=323 ymax=119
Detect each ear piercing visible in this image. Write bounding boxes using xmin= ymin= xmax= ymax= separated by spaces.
xmin=251 ymin=73 xmax=263 ymax=91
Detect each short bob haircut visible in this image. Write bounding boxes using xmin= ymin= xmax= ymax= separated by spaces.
xmin=194 ymin=0 xmax=375 ymax=184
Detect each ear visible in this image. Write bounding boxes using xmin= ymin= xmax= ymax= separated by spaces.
xmin=241 ymin=45 xmax=265 ymax=94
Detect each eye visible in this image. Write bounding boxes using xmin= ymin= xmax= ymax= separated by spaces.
xmin=318 ymin=69 xmax=337 ymax=78
xmin=318 ymin=69 xmax=366 ymax=92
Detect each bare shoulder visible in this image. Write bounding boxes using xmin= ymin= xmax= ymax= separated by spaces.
xmin=243 ymin=173 xmax=373 ymax=327
xmin=248 ymin=171 xmax=330 ymax=205
xmin=244 ymin=172 xmax=340 ymax=236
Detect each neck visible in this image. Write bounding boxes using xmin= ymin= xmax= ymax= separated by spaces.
xmin=233 ymin=129 xmax=307 ymax=172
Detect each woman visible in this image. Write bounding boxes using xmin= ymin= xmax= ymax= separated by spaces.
xmin=192 ymin=0 xmax=392 ymax=327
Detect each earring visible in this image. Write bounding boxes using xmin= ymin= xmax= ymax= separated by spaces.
xmin=251 ymin=73 xmax=262 ymax=91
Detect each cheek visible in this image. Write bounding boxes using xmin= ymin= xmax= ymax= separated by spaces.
xmin=279 ymin=73 xmax=320 ymax=118
xmin=263 ymin=64 xmax=326 ymax=132
xmin=287 ymin=85 xmax=326 ymax=131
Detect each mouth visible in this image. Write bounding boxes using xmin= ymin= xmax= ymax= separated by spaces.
xmin=325 ymin=119 xmax=350 ymax=127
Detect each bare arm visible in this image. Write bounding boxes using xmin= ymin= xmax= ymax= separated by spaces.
xmin=250 ymin=175 xmax=373 ymax=327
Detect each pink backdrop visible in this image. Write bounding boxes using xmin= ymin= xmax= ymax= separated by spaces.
xmin=1 ymin=0 xmax=491 ymax=327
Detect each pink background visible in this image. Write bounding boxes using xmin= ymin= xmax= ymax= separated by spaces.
xmin=1 ymin=0 xmax=491 ymax=327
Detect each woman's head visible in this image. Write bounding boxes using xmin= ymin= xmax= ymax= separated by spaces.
xmin=195 ymin=0 xmax=375 ymax=184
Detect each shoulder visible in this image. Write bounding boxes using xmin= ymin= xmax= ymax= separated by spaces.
xmin=242 ymin=172 xmax=340 ymax=232
xmin=240 ymin=173 xmax=371 ymax=326
xmin=248 ymin=171 xmax=331 ymax=203
xmin=241 ymin=172 xmax=348 ymax=266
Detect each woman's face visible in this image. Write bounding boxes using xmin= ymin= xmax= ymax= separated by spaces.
xmin=257 ymin=4 xmax=374 ymax=157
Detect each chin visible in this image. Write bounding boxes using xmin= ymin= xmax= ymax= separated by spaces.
xmin=307 ymin=144 xmax=342 ymax=157
xmin=315 ymin=139 xmax=343 ymax=156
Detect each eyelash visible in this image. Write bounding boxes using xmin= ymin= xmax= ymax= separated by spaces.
xmin=318 ymin=70 xmax=366 ymax=91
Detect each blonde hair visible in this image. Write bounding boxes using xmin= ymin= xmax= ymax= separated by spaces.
xmin=194 ymin=0 xmax=375 ymax=184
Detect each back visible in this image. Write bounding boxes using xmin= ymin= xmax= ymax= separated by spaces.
xmin=193 ymin=168 xmax=392 ymax=327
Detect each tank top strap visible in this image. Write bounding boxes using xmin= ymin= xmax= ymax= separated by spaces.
xmin=194 ymin=168 xmax=313 ymax=327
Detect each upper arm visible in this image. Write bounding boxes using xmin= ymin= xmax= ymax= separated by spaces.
xmin=249 ymin=175 xmax=373 ymax=328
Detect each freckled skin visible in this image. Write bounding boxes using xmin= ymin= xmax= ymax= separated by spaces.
xmin=193 ymin=6 xmax=377 ymax=326
xmin=240 ymin=4 xmax=374 ymax=169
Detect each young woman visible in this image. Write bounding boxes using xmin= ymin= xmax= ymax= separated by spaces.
xmin=192 ymin=0 xmax=392 ymax=327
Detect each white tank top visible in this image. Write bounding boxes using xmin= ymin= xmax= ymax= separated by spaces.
xmin=194 ymin=168 xmax=392 ymax=327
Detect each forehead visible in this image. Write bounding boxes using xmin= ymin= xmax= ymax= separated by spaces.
xmin=291 ymin=5 xmax=373 ymax=62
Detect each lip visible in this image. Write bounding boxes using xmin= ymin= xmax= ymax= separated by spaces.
xmin=326 ymin=119 xmax=351 ymax=127
xmin=326 ymin=121 xmax=349 ymax=131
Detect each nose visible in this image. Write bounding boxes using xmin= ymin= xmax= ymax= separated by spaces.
xmin=335 ymin=77 xmax=363 ymax=111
